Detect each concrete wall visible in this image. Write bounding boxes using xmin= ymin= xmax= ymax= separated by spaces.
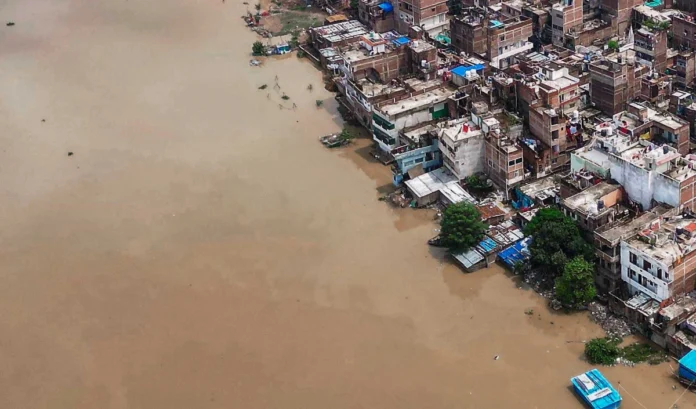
xmin=440 ymin=132 xmax=485 ymax=180
xmin=570 ymin=152 xmax=610 ymax=177
xmin=609 ymin=155 xmax=680 ymax=210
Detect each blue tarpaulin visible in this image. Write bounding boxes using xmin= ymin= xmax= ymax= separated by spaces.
xmin=451 ymin=64 xmax=485 ymax=77
xmin=392 ymin=36 xmax=410 ymax=46
xmin=378 ymin=2 xmax=393 ymax=12
xmin=476 ymin=237 xmax=498 ymax=254
xmin=511 ymin=187 xmax=534 ymax=210
xmin=571 ymin=369 xmax=621 ymax=409
xmin=498 ymin=237 xmax=530 ymax=267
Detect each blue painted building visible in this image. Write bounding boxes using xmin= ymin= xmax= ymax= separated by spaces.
xmin=391 ymin=124 xmax=442 ymax=185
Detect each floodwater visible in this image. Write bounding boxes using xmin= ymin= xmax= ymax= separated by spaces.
xmin=0 ymin=0 xmax=693 ymax=408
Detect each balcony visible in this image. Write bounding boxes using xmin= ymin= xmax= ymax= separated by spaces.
xmin=490 ymin=41 xmax=533 ymax=69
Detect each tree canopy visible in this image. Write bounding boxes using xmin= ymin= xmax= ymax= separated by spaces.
xmin=555 ymin=257 xmax=596 ymax=308
xmin=440 ymin=202 xmax=486 ymax=253
xmin=523 ymin=208 xmax=593 ymax=277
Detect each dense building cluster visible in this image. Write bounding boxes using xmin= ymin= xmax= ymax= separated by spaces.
xmin=303 ymin=0 xmax=696 ymax=354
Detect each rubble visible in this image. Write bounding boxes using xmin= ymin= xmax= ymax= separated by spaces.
xmin=589 ymin=302 xmax=632 ymax=339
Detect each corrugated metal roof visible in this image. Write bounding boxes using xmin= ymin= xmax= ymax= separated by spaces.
xmin=451 ymin=64 xmax=485 ymax=77
xmin=453 ymin=249 xmax=484 ymax=269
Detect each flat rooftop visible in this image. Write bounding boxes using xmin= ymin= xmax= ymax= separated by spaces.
xmin=376 ymin=88 xmax=454 ymax=117
xmin=312 ymin=20 xmax=368 ymax=43
xmin=595 ymin=211 xmax=661 ymax=245
xmin=563 ymin=182 xmax=621 ymax=213
xmin=519 ymin=175 xmax=559 ymax=200
xmin=626 ymin=218 xmax=696 ymax=267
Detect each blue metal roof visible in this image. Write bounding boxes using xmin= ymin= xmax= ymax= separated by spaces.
xmin=392 ymin=36 xmax=410 ymax=46
xmin=490 ymin=20 xmax=504 ymax=28
xmin=679 ymin=350 xmax=696 ymax=382
xmin=498 ymin=237 xmax=531 ymax=267
xmin=476 ymin=237 xmax=498 ymax=254
xmin=451 ymin=64 xmax=485 ymax=77
xmin=571 ymin=369 xmax=622 ymax=409
xmin=378 ymin=2 xmax=393 ymax=12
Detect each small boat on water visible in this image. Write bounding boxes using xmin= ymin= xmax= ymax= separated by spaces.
xmin=320 ymin=133 xmax=349 ymax=148
xmin=428 ymin=236 xmax=444 ymax=247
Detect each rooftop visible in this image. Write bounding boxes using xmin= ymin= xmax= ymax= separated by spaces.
xmin=563 ymin=182 xmax=621 ymax=215
xmin=625 ymin=218 xmax=696 ymax=267
xmin=519 ymin=175 xmax=560 ymax=201
xmin=312 ymin=20 xmax=368 ymax=43
xmin=595 ymin=210 xmax=663 ymax=245
xmin=376 ymin=87 xmax=454 ymax=117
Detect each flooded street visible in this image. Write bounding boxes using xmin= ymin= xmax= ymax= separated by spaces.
xmin=0 ymin=0 xmax=694 ymax=407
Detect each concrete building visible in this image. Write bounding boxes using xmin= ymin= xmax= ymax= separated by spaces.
xmin=595 ymin=207 xmax=669 ymax=294
xmin=484 ymin=124 xmax=524 ymax=193
xmin=372 ymin=82 xmax=454 ymax=152
xmin=393 ymin=0 xmax=448 ymax=36
xmin=551 ymin=0 xmax=583 ymax=47
xmin=621 ymin=218 xmax=696 ymax=301
xmin=633 ymin=27 xmax=668 ymax=74
xmin=609 ymin=143 xmax=696 ymax=212
xmin=309 ymin=20 xmax=369 ymax=50
xmin=391 ymin=123 xmax=443 ymax=185
xmin=561 ymin=182 xmax=624 ymax=232
xmin=672 ymin=14 xmax=696 ymax=52
xmin=438 ymin=119 xmax=485 ymax=181
xmin=450 ymin=13 xmax=487 ymax=58
xmin=673 ymin=52 xmax=696 ymax=88
xmin=589 ymin=56 xmax=644 ymax=116
xmin=357 ymin=0 xmax=396 ymax=33
xmin=487 ymin=16 xmax=534 ymax=69
xmin=564 ymin=19 xmax=615 ymax=49
xmin=600 ymin=0 xmax=645 ymax=35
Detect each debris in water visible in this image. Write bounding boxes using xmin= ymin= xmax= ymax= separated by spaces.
xmin=281 ymin=94 xmax=289 ymax=100
xmin=524 ymin=309 xmax=534 ymax=315
xmin=249 ymin=59 xmax=261 ymax=66
xmin=41 ymin=119 xmax=46 ymax=122
xmin=6 ymin=22 xmax=15 ymax=27
xmin=494 ymin=355 xmax=499 ymax=360
xmin=67 ymin=152 xmax=74 ymax=156
xmin=258 ymin=84 xmax=268 ymax=90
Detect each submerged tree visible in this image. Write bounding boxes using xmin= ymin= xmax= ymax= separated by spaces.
xmin=252 ymin=41 xmax=266 ymax=56
xmin=524 ymin=208 xmax=593 ymax=278
xmin=439 ymin=202 xmax=487 ymax=253
xmin=555 ymin=257 xmax=596 ymax=308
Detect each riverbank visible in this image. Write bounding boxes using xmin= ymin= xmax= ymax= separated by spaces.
xmin=0 ymin=0 xmax=692 ymax=408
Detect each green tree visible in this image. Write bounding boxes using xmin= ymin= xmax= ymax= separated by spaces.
xmin=555 ymin=257 xmax=596 ymax=308
xmin=585 ymin=338 xmax=620 ymax=365
xmin=607 ymin=40 xmax=619 ymax=51
xmin=524 ymin=208 xmax=593 ymax=277
xmin=447 ymin=0 xmax=461 ymax=16
xmin=440 ymin=202 xmax=487 ymax=253
xmin=252 ymin=41 xmax=266 ymax=56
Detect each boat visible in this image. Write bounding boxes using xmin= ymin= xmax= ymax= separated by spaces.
xmin=427 ymin=236 xmax=444 ymax=247
xmin=320 ymin=133 xmax=349 ymax=148
xmin=570 ymin=369 xmax=622 ymax=409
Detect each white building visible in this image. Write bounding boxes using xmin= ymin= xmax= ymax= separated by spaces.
xmin=437 ymin=118 xmax=485 ymax=180
xmin=372 ymin=84 xmax=453 ymax=152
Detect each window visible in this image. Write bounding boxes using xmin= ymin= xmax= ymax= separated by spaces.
xmin=629 ymin=252 xmax=637 ymax=265
xmin=643 ymin=260 xmax=652 ymax=271
xmin=414 ymin=157 xmax=424 ymax=164
xmin=516 ymin=157 xmax=522 ymax=164
xmin=551 ymin=158 xmax=558 ymax=164
xmin=513 ymin=170 xmax=519 ymax=177
xmin=657 ymin=268 xmax=662 ymax=280
xmin=499 ymin=35 xmax=505 ymax=41
xmin=666 ymin=272 xmax=670 ymax=280
xmin=508 ymin=160 xmax=515 ymax=167
xmin=629 ymin=269 xmax=637 ymax=280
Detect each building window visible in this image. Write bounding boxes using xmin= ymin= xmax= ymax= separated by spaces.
xmin=515 ymin=157 xmax=522 ymax=164
xmin=657 ymin=268 xmax=662 ymax=280
xmin=508 ymin=160 xmax=515 ymax=167
xmin=414 ymin=157 xmax=424 ymax=164
xmin=665 ymin=272 xmax=670 ymax=280
xmin=551 ymin=158 xmax=558 ymax=164
xmin=643 ymin=260 xmax=652 ymax=271
xmin=629 ymin=252 xmax=637 ymax=265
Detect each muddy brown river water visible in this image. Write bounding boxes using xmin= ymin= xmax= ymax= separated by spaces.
xmin=0 ymin=0 xmax=694 ymax=408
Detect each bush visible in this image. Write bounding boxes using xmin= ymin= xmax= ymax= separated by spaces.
xmin=585 ymin=338 xmax=620 ymax=365
xmin=607 ymin=40 xmax=619 ymax=51
xmin=315 ymin=99 xmax=323 ymax=108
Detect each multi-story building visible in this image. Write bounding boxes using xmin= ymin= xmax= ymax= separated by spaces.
xmin=371 ymin=82 xmax=454 ymax=152
xmin=561 ymin=182 xmax=625 ymax=232
xmin=391 ymin=123 xmax=443 ymax=185
xmin=437 ymin=118 xmax=485 ymax=180
xmin=600 ymin=0 xmax=645 ymax=35
xmin=621 ymin=218 xmax=696 ymax=301
xmin=487 ymin=16 xmax=534 ymax=69
xmin=589 ymin=56 xmax=645 ymax=116
xmin=551 ymin=0 xmax=583 ymax=47
xmin=393 ymin=0 xmax=448 ymax=36
xmin=450 ymin=12 xmax=533 ymax=69
xmin=450 ymin=13 xmax=487 ymax=57
xmin=594 ymin=207 xmax=669 ymax=294
xmin=634 ymin=27 xmax=668 ymax=74
xmin=673 ymin=52 xmax=696 ymax=88
xmin=357 ymin=0 xmax=396 ymax=33
xmin=672 ymin=14 xmax=696 ymax=52
xmin=484 ymin=122 xmax=525 ymax=193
